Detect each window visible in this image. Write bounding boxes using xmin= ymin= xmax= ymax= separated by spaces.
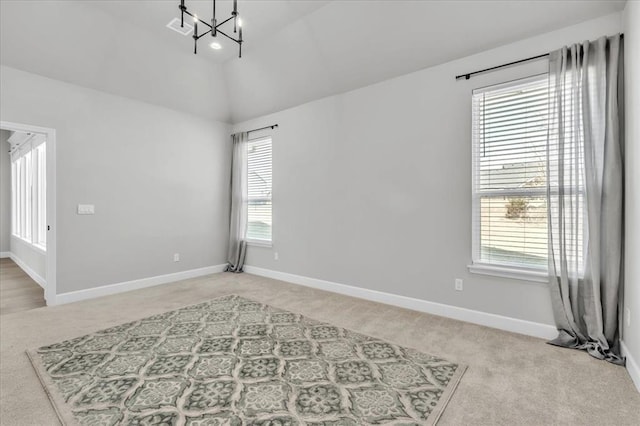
xmin=246 ymin=136 xmax=272 ymax=243
xmin=471 ymin=74 xmax=560 ymax=278
xmin=11 ymin=134 xmax=46 ymax=250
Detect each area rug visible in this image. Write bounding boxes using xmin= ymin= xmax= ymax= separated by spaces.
xmin=27 ymin=294 xmax=466 ymax=425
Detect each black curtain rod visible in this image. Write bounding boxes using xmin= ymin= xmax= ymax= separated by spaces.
xmin=247 ymin=124 xmax=278 ymax=133
xmin=455 ymin=53 xmax=549 ymax=80
xmin=456 ymin=33 xmax=624 ymax=81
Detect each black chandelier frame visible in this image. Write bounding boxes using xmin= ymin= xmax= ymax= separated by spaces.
xmin=179 ymin=0 xmax=243 ymax=57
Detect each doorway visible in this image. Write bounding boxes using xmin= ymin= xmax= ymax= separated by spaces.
xmin=0 ymin=121 xmax=56 ymax=308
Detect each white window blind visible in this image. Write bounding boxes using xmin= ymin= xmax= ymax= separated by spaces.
xmin=247 ymin=136 xmax=272 ymax=243
xmin=10 ymin=134 xmax=46 ymax=250
xmin=472 ymin=75 xmax=550 ymax=271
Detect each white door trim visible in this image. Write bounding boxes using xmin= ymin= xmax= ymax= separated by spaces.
xmin=1 ymin=120 xmax=57 ymax=305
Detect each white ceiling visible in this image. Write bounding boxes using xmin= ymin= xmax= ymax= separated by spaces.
xmin=0 ymin=1 xmax=626 ymax=123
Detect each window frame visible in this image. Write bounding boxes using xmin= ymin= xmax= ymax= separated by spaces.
xmin=245 ymin=135 xmax=273 ymax=247
xmin=469 ymin=74 xmax=551 ymax=283
xmin=10 ymin=134 xmax=47 ymax=253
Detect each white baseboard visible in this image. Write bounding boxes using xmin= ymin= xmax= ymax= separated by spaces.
xmin=244 ymin=265 xmax=558 ymax=340
xmin=0 ymin=251 xmax=11 ymax=258
xmin=621 ymin=341 xmax=640 ymax=393
xmin=10 ymin=252 xmax=46 ymax=289
xmin=54 ymin=264 xmax=228 ymax=305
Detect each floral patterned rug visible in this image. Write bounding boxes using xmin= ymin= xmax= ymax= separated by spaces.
xmin=27 ymin=294 xmax=466 ymax=425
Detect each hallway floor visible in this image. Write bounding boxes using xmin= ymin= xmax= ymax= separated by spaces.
xmin=0 ymin=257 xmax=45 ymax=316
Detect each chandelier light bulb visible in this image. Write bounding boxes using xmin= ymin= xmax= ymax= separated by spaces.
xmin=238 ymin=18 xmax=243 ymax=28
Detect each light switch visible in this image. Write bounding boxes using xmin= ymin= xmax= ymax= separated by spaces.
xmin=77 ymin=204 xmax=95 ymax=215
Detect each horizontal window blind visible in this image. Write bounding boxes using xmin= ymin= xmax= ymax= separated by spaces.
xmin=247 ymin=137 xmax=272 ymax=242
xmin=472 ymin=75 xmax=550 ymax=270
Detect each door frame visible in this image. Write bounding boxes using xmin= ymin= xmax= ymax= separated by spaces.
xmin=1 ymin=120 xmax=57 ymax=305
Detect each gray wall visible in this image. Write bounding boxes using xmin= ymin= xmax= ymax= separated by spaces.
xmin=623 ymin=0 xmax=640 ymax=380
xmin=0 ymin=65 xmax=231 ymax=294
xmin=0 ymin=129 xmax=10 ymax=253
xmin=233 ymin=13 xmax=622 ymax=326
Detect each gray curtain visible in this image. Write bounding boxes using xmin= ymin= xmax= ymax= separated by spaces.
xmin=546 ymin=35 xmax=624 ymax=364
xmin=226 ymin=132 xmax=249 ymax=273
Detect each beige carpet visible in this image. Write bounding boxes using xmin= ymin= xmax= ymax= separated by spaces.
xmin=1 ymin=272 xmax=639 ymax=425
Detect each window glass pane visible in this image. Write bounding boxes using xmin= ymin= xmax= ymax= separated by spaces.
xmin=247 ymin=137 xmax=272 ymax=242
xmin=11 ymin=162 xmax=17 ymax=235
xmin=472 ymin=75 xmax=559 ymax=271
xmin=20 ymin=156 xmax=26 ymax=238
xmin=17 ymin=158 xmax=23 ymax=237
xmin=479 ymin=195 xmax=548 ymax=269
xmin=37 ymin=144 xmax=47 ymax=246
xmin=24 ymin=151 xmax=32 ymax=241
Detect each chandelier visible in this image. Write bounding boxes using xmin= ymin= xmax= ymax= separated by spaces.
xmin=178 ymin=0 xmax=243 ymax=57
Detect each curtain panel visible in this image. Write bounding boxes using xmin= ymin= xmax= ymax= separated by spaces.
xmin=546 ymin=34 xmax=624 ymax=364
xmin=226 ymin=132 xmax=249 ymax=273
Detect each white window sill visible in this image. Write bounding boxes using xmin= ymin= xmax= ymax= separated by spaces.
xmin=468 ymin=263 xmax=548 ymax=283
xmin=11 ymin=235 xmax=47 ymax=254
xmin=246 ymin=239 xmax=272 ymax=248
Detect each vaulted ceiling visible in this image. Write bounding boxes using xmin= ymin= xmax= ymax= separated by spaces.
xmin=0 ymin=1 xmax=626 ymax=123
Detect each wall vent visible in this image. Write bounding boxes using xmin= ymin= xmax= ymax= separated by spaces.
xmin=166 ymin=17 xmax=193 ymax=36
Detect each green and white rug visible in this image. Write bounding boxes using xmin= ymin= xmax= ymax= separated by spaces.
xmin=28 ymin=295 xmax=466 ymax=425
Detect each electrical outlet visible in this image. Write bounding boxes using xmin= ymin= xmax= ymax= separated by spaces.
xmin=173 ymin=253 xmax=180 ymax=262
xmin=626 ymin=308 xmax=631 ymax=328
xmin=274 ymin=252 xmax=279 ymax=261
xmin=455 ymin=278 xmax=463 ymax=291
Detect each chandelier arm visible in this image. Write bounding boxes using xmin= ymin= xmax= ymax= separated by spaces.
xmin=195 ymin=30 xmax=212 ymax=40
xmin=215 ymin=15 xmax=235 ymax=29
xmin=216 ymin=29 xmax=240 ymax=44
xmin=183 ymin=9 xmax=213 ymax=29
